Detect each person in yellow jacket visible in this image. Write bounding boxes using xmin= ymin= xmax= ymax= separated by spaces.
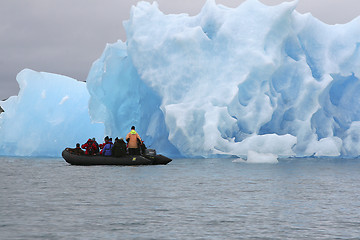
xmin=126 ymin=126 xmax=142 ymax=155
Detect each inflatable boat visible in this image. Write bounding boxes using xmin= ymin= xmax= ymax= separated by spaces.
xmin=62 ymin=148 xmax=172 ymax=166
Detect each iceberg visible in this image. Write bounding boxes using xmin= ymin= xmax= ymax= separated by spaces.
xmin=1 ymin=0 xmax=360 ymax=158
xmin=246 ymin=151 xmax=278 ymax=164
xmin=0 ymin=69 xmax=104 ymax=156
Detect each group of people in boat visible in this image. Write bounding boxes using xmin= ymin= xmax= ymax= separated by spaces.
xmin=67 ymin=126 xmax=145 ymax=157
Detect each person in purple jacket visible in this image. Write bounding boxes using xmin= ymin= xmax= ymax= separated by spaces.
xmin=102 ymin=138 xmax=113 ymax=156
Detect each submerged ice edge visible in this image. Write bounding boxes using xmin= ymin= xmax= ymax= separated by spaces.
xmin=1 ymin=0 xmax=360 ymax=158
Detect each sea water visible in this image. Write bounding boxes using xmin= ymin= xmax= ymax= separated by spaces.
xmin=1 ymin=157 xmax=360 ymax=239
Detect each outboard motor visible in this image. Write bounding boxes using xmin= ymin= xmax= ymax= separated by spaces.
xmin=144 ymin=148 xmax=156 ymax=157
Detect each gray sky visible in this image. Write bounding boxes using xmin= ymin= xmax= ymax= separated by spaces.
xmin=0 ymin=0 xmax=359 ymax=100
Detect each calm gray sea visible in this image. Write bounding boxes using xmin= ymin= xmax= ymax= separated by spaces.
xmin=1 ymin=156 xmax=360 ymax=240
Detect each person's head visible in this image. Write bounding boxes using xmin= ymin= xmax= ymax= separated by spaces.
xmin=76 ymin=143 xmax=80 ymax=148
xmin=131 ymin=126 xmax=135 ymax=130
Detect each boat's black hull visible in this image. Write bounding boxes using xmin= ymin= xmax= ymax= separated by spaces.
xmin=62 ymin=149 xmax=172 ymax=166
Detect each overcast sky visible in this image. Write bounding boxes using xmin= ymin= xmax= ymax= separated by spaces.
xmin=1 ymin=0 xmax=359 ymax=100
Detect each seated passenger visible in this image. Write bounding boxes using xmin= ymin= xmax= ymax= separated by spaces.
xmin=81 ymin=139 xmax=97 ymax=155
xmin=67 ymin=143 xmax=84 ymax=155
xmin=102 ymin=138 xmax=113 ymax=156
xmin=99 ymin=136 xmax=109 ymax=155
xmin=92 ymin=138 xmax=99 ymax=154
xmin=140 ymin=140 xmax=147 ymax=155
xmin=112 ymin=138 xmax=127 ymax=157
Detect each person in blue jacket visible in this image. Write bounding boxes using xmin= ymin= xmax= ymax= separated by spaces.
xmin=102 ymin=138 xmax=113 ymax=156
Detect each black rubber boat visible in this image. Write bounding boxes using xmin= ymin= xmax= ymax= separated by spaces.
xmin=62 ymin=148 xmax=172 ymax=166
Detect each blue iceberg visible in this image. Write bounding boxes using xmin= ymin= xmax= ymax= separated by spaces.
xmin=1 ymin=0 xmax=360 ymax=158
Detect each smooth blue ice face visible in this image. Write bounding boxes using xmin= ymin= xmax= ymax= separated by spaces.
xmin=0 ymin=69 xmax=104 ymax=156
xmin=1 ymin=0 xmax=360 ymax=158
xmin=86 ymin=41 xmax=180 ymax=156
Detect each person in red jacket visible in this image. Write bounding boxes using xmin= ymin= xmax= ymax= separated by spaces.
xmin=99 ymin=136 xmax=109 ymax=155
xmin=81 ymin=139 xmax=97 ymax=155
xmin=92 ymin=138 xmax=99 ymax=154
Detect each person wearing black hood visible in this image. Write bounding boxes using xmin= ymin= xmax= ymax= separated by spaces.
xmin=112 ymin=137 xmax=127 ymax=157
